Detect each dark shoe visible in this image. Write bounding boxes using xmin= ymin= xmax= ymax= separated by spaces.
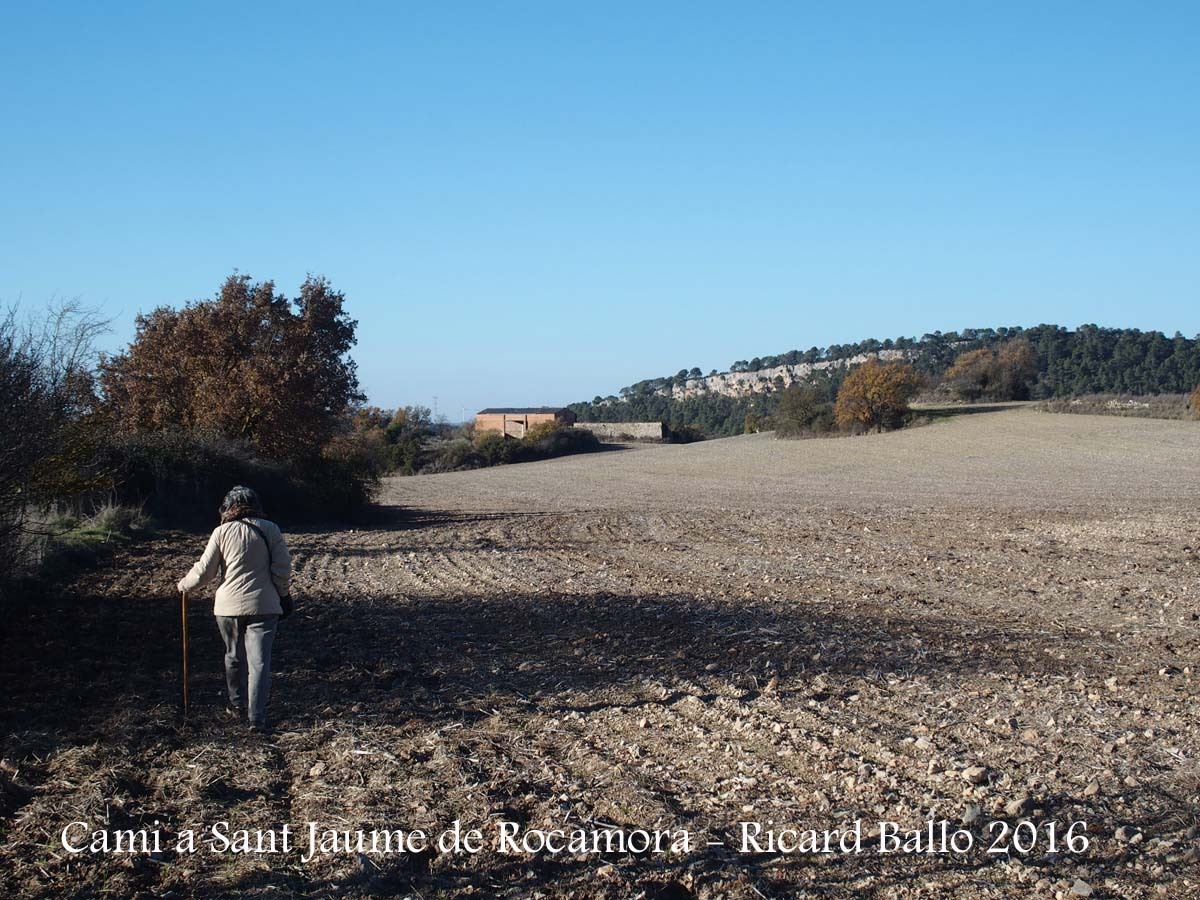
xmin=249 ymin=721 xmax=271 ymax=734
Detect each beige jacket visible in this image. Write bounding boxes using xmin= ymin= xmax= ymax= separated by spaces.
xmin=178 ymin=518 xmax=292 ymax=617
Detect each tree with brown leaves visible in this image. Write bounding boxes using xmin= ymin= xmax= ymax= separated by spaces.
xmin=100 ymin=274 xmax=363 ymax=462
xmin=943 ymin=340 xmax=1037 ymax=401
xmin=941 ymin=348 xmax=993 ymax=401
xmin=834 ymin=359 xmax=922 ymax=433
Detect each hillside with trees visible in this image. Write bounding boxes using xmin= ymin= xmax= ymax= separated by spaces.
xmin=570 ymin=324 xmax=1200 ymax=436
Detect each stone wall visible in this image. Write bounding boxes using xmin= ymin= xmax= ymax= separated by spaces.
xmin=576 ymin=421 xmax=666 ymax=441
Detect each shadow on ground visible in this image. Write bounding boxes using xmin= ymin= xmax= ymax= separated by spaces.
xmin=0 ymin=575 xmax=1080 ymax=746
xmin=1 ymin=572 xmax=1188 ymax=898
xmin=911 ymin=403 xmax=1027 ymax=419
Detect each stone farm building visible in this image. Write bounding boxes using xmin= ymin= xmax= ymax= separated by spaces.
xmin=475 ymin=407 xmax=577 ymax=438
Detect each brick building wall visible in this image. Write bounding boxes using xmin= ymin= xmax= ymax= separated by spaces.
xmin=475 ymin=408 xmax=577 ymax=438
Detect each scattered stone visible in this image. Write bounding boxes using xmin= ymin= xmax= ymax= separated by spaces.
xmin=961 ymin=765 xmax=989 ymax=785
xmin=1115 ymin=825 xmax=1143 ymax=844
xmin=1082 ymin=779 xmax=1100 ymax=798
xmin=1005 ymin=795 xmax=1033 ymax=817
xmin=1070 ymin=877 xmax=1093 ymax=896
xmin=962 ymin=802 xmax=983 ymax=825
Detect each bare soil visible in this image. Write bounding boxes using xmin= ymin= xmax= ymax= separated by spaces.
xmin=2 ymin=408 xmax=1198 ymax=898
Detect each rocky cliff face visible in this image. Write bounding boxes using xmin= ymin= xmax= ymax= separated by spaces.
xmin=668 ymin=349 xmax=914 ymax=399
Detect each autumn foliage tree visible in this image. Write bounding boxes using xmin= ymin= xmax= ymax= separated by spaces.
xmin=941 ymin=349 xmax=992 ymax=401
xmin=100 ymin=274 xmax=363 ymax=463
xmin=943 ymin=340 xmax=1037 ymax=401
xmin=833 ymin=359 xmax=922 ymax=433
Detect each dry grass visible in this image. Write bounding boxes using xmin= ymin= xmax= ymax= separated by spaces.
xmin=1034 ymin=394 xmax=1194 ymax=420
xmin=2 ymin=408 xmax=1198 ymax=898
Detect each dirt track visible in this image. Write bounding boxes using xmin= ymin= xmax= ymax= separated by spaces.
xmin=2 ymin=408 xmax=1198 ymax=898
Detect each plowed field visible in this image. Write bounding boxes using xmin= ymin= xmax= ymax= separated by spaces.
xmin=2 ymin=408 xmax=1198 ymax=898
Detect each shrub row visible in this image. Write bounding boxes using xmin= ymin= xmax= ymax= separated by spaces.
xmin=104 ymin=429 xmax=378 ymax=528
xmin=419 ymin=426 xmax=602 ymax=473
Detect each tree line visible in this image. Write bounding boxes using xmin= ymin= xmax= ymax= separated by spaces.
xmin=571 ymin=325 xmax=1200 ymax=436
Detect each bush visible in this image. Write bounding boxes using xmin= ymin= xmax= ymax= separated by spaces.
xmin=105 ymin=429 xmax=377 ymax=526
xmin=33 ymin=502 xmax=150 ymax=576
xmin=664 ymin=424 xmax=705 ymax=443
xmin=809 ymin=408 xmax=838 ymax=434
xmin=0 ymin=303 xmax=110 ymax=585
xmin=324 ymin=427 xmax=390 ymax=479
xmin=351 ymin=406 xmax=438 ymax=470
xmin=522 ymin=421 xmax=561 ymax=444
xmin=382 ymin=405 xmax=436 ymax=474
xmin=421 ymin=438 xmax=484 ymax=473
xmin=416 ymin=426 xmax=601 ymax=472
xmin=774 ymin=384 xmax=834 ymax=438
xmin=1192 ymin=385 xmax=1200 ymax=420
xmin=528 ymin=426 xmax=600 ymax=456
xmin=473 ymin=431 xmax=521 ymax=466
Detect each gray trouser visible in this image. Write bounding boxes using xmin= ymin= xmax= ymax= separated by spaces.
xmin=215 ymin=615 xmax=279 ymax=726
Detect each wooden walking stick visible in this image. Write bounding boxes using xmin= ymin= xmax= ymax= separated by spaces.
xmin=180 ymin=589 xmax=190 ymax=718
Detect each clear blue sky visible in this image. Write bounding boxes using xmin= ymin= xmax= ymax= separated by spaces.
xmin=2 ymin=2 xmax=1197 ymax=418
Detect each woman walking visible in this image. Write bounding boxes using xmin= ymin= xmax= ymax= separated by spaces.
xmin=178 ymin=486 xmax=292 ymax=732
